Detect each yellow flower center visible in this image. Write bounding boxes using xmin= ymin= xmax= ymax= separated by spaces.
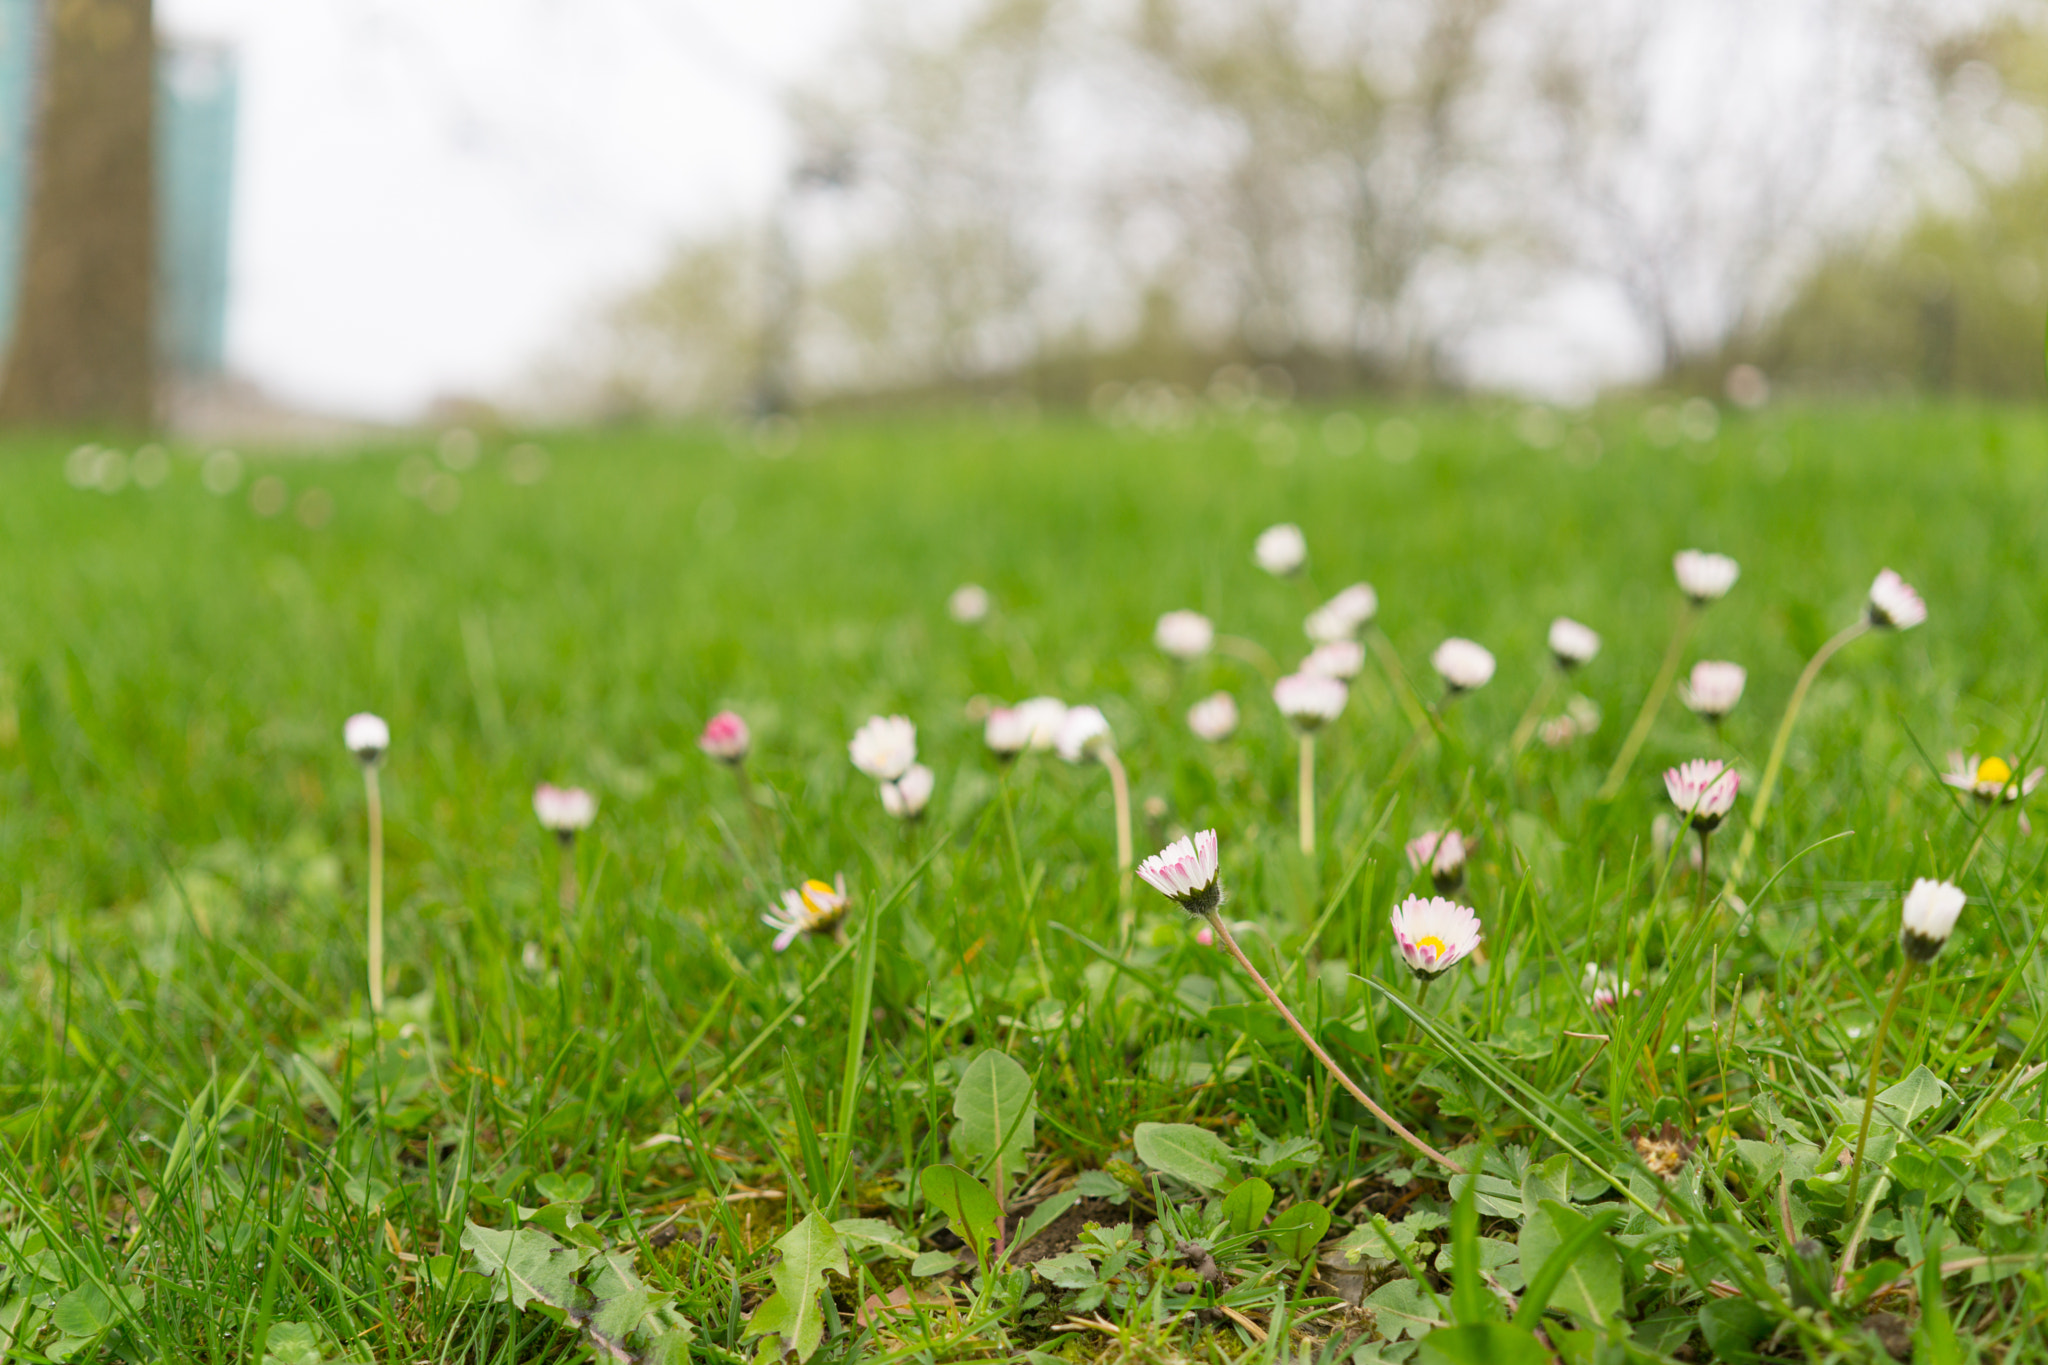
xmin=1977 ymin=757 xmax=2013 ymax=786
xmin=1416 ymin=935 xmax=1447 ymax=958
xmin=800 ymin=880 xmax=841 ymax=917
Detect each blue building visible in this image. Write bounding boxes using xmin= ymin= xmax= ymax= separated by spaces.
xmin=0 ymin=0 xmax=238 ymax=376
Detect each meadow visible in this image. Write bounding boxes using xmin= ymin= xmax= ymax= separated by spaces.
xmin=3 ymin=400 xmax=2047 ymax=1363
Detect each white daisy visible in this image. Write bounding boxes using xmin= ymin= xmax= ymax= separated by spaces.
xmin=1253 ymin=523 xmax=1308 ymax=576
xmin=949 ymin=583 xmax=991 ymax=623
xmin=1548 ymin=617 xmax=1601 ymax=669
xmin=533 ymin=784 xmax=597 ymax=835
xmin=1405 ymin=829 xmax=1470 ymax=893
xmin=1431 ymin=638 xmax=1496 ymax=692
xmin=1673 ymin=550 xmax=1740 ymax=603
xmin=1015 ymin=697 xmax=1069 ymax=751
xmin=849 ymin=715 xmax=917 ymax=781
xmin=761 ymin=876 xmax=851 ymax=952
xmin=1900 ymin=878 xmax=1965 ymax=962
xmin=1154 ymin=610 xmax=1215 ymax=660
xmin=343 ymin=712 xmax=389 ymax=764
xmin=1664 ymin=759 xmax=1740 ymax=832
xmin=1305 ymin=583 xmax=1378 ymax=642
xmin=1136 ymin=829 xmax=1223 ymax=915
xmin=1678 ymin=661 xmax=1746 ymax=721
xmin=1055 ymin=705 xmax=1114 ymax=763
xmin=1187 ymin=691 xmax=1239 ymax=742
xmin=1302 ymin=640 xmax=1366 ymax=680
xmin=1867 ymin=569 xmax=1926 ymax=630
xmin=1273 ymin=672 xmax=1347 ymax=731
xmin=880 ymin=764 xmax=935 ymax=819
xmin=1389 ymin=895 xmax=1483 ymax=978
xmin=1941 ymin=753 xmax=2044 ymax=804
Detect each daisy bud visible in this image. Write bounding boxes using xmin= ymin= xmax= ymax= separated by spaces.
xmin=1253 ymin=523 xmax=1308 ymax=576
xmin=1548 ymin=617 xmax=1600 ymax=669
xmin=343 ymin=712 xmax=390 ymax=765
xmin=984 ymin=707 xmax=1032 ymax=757
xmin=1273 ymin=671 xmax=1347 ymax=731
xmin=1664 ymin=758 xmax=1740 ymax=832
xmin=1187 ymin=691 xmax=1239 ymax=742
xmin=1055 ymin=705 xmax=1114 ymax=763
xmin=533 ymin=783 xmax=597 ymax=838
xmin=1154 ymin=610 xmax=1215 ymax=660
xmin=1389 ymin=895 xmax=1482 ymax=978
xmin=1899 ymin=877 xmax=1965 ymax=962
xmin=1136 ymin=829 xmax=1223 ymax=915
xmin=949 ymin=583 xmax=991 ymax=623
xmin=1015 ymin=696 xmax=1068 ymax=751
xmin=880 ymin=764 xmax=935 ymax=819
xmin=1942 ymin=752 xmax=2046 ymax=804
xmin=1582 ymin=963 xmax=1636 ymax=1012
xmin=1405 ymin=829 xmax=1470 ymax=893
xmin=1678 ymin=661 xmax=1746 ymax=721
xmin=761 ymin=875 xmax=852 ymax=952
xmin=698 ymin=710 xmax=751 ymax=764
xmin=849 ymin=715 xmax=917 ymax=782
xmin=1431 ymin=637 xmax=1496 ymax=693
xmin=1301 ymin=640 xmax=1365 ymax=680
xmin=1673 ymin=550 xmax=1740 ymax=603
xmin=1867 ymin=568 xmax=1926 ymax=630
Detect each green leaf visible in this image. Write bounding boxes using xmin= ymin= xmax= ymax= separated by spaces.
xmin=1132 ymin=1122 xmax=1239 ymax=1191
xmin=1449 ymin=1161 xmax=1488 ymax=1326
xmin=908 ymin=1250 xmax=957 ymax=1278
xmin=1915 ymin=1235 xmax=1962 ymax=1365
xmin=833 ymin=1217 xmax=917 ymax=1259
xmin=1074 ymin=1170 xmax=1129 ymax=1204
xmin=51 ymin=1284 xmax=117 ymax=1337
xmin=1512 ymin=1204 xmax=1622 ymax=1329
xmin=460 ymin=1222 xmax=588 ymax=1313
xmin=743 ymin=1212 xmax=847 ymax=1362
xmin=1515 ymin=1201 xmax=1621 ymax=1329
xmin=919 ymin=1164 xmax=1002 ymax=1259
xmin=1363 ymin=1277 xmax=1444 ymax=1341
xmin=951 ymin=1050 xmax=1036 ymax=1190
xmin=1033 ymin=1252 xmax=1099 ymax=1289
xmin=1265 ymin=1201 xmax=1331 ymax=1263
xmin=259 ymin=1322 xmax=329 ymax=1365
xmin=1876 ymin=1066 xmax=1953 ymax=1127
xmin=1012 ymin=1190 xmax=1080 ymax=1251
xmin=1697 ymin=1298 xmax=1773 ymax=1363
xmin=534 ymin=1171 xmax=595 ymax=1206
xmin=1418 ymin=1323 xmax=1551 ymax=1365
xmin=1220 ymin=1177 xmax=1274 ymax=1238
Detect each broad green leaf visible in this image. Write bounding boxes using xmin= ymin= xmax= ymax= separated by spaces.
xmin=1418 ymin=1323 xmax=1550 ymax=1365
xmin=1697 ymin=1297 xmax=1772 ymax=1363
xmin=833 ymin=1217 xmax=917 ymax=1259
xmin=1449 ymin=1164 xmax=1487 ymax=1326
xmin=1515 ymin=1201 xmax=1621 ymax=1329
xmin=908 ymin=1250 xmax=957 ymax=1277
xmin=743 ymin=1212 xmax=847 ymax=1362
xmin=1220 ymin=1176 xmax=1274 ymax=1238
xmin=1363 ymin=1277 xmax=1443 ymax=1341
xmin=259 ymin=1322 xmax=328 ymax=1365
xmin=1265 ymin=1201 xmax=1331 ymax=1262
xmin=1876 ymin=1066 xmax=1953 ymax=1127
xmin=1074 ymin=1170 xmax=1129 ymax=1203
xmin=1513 ymin=1205 xmax=1622 ymax=1329
xmin=534 ymin=1172 xmax=595 ymax=1206
xmin=1132 ymin=1122 xmax=1238 ymax=1191
xmin=1033 ymin=1252 xmax=1098 ymax=1289
xmin=1519 ymin=1153 xmax=1572 ymax=1215
xmin=920 ymin=1164 xmax=1002 ymax=1258
xmin=51 ymin=1284 xmax=117 ymax=1337
xmin=951 ymin=1050 xmax=1036 ymax=1190
xmin=1916 ymin=1235 xmax=1962 ymax=1365
xmin=460 ymin=1222 xmax=587 ymax=1313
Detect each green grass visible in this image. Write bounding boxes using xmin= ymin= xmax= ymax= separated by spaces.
xmin=3 ymin=402 xmax=2048 ymax=1363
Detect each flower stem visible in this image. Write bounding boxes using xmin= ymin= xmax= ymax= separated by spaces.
xmin=1203 ymin=911 xmax=1463 ymax=1175
xmin=1298 ymin=734 xmax=1316 ymax=856
xmin=1597 ymin=603 xmax=1698 ymax=801
xmin=557 ymin=835 xmax=578 ymax=914
xmin=1103 ymin=749 xmax=1134 ymax=942
xmin=1726 ymin=619 xmax=1871 ymax=884
xmin=364 ymin=764 xmax=385 ymax=1017
xmin=1508 ymin=670 xmax=1562 ymax=758
xmin=1847 ymin=962 xmax=1914 ymax=1212
xmin=1693 ymin=827 xmax=1712 ymax=922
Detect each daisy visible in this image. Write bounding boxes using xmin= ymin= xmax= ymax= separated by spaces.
xmin=1015 ymin=697 xmax=1068 ymax=751
xmin=849 ymin=715 xmax=917 ymax=782
xmin=1389 ymin=895 xmax=1483 ymax=978
xmin=1301 ymin=640 xmax=1366 ymax=680
xmin=533 ymin=783 xmax=597 ymax=837
xmin=949 ymin=583 xmax=991 ymax=623
xmin=1253 ymin=523 xmax=1307 ymax=576
xmin=1273 ymin=672 xmax=1347 ymax=731
xmin=1431 ymin=637 xmax=1496 ymax=693
xmin=1665 ymin=759 xmax=1740 ymax=833
xmin=1548 ymin=618 xmax=1601 ymax=669
xmin=1136 ymin=829 xmax=1222 ymax=915
xmin=1678 ymin=661 xmax=1746 ymax=721
xmin=1866 ymin=569 xmax=1926 ymax=630
xmin=344 ymin=712 xmax=389 ymax=765
xmin=1186 ymin=691 xmax=1239 ymax=742
xmin=880 ymin=764 xmax=935 ymax=820
xmin=1405 ymin=829 xmax=1470 ymax=893
xmin=1305 ymin=583 xmax=1378 ymax=642
xmin=1154 ymin=610 xmax=1215 ymax=660
xmin=1581 ymin=963 xmax=1636 ymax=1012
xmin=985 ymin=707 xmax=1032 ymax=757
xmin=1900 ymin=877 xmax=1965 ymax=962
xmin=761 ymin=876 xmax=852 ymax=952
xmin=1942 ymin=752 xmax=2045 ymax=804
xmin=343 ymin=712 xmax=390 ymax=1015
xmin=698 ymin=710 xmax=751 ymax=764
xmin=1673 ymin=550 xmax=1740 ymax=603
xmin=1055 ymin=705 xmax=1114 ymax=763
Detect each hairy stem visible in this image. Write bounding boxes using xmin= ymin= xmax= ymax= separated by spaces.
xmin=1847 ymin=962 xmax=1913 ymax=1212
xmin=1298 ymin=734 xmax=1316 ymax=856
xmin=1693 ymin=827 xmax=1712 ymax=922
xmin=557 ymin=836 xmax=578 ymax=914
xmin=364 ymin=765 xmax=385 ymax=1017
xmin=1727 ymin=619 xmax=1871 ymax=883
xmin=1597 ymin=603 xmax=1698 ymax=801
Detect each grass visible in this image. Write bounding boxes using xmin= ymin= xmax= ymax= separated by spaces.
xmin=3 ymin=401 xmax=2048 ymax=1362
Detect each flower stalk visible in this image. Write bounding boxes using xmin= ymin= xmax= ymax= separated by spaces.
xmin=364 ymin=763 xmax=385 ymax=1016
xmin=1726 ymin=620 xmax=1869 ymax=883
xmin=1846 ymin=963 xmax=1912 ymax=1211
xmin=1298 ymin=735 xmax=1316 ymax=856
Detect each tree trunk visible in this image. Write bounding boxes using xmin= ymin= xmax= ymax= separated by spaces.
xmin=0 ymin=0 xmax=156 ymax=431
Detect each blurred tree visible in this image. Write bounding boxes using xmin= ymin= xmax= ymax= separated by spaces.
xmin=0 ymin=0 xmax=156 ymax=430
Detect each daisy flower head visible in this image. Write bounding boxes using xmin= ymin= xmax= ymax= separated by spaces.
xmin=1664 ymin=758 xmax=1740 ymax=832
xmin=1015 ymin=697 xmax=1068 ymax=751
xmin=1187 ymin=691 xmax=1239 ymax=742
xmin=1942 ymin=752 xmax=2045 ymax=804
xmin=762 ymin=875 xmax=852 ymax=952
xmin=343 ymin=712 xmax=390 ymax=765
xmin=1389 ymin=895 xmax=1482 ymax=978
xmin=1673 ymin=550 xmax=1740 ymax=603
xmin=849 ymin=715 xmax=917 ymax=781
xmin=1678 ymin=661 xmax=1746 ymax=721
xmin=984 ymin=707 xmax=1032 ymax=757
xmin=1431 ymin=637 xmax=1496 ymax=693
xmin=1136 ymin=829 xmax=1222 ymax=915
xmin=1253 ymin=523 xmax=1308 ymax=576
xmin=1900 ymin=877 xmax=1965 ymax=962
xmin=1867 ymin=568 xmax=1927 ymax=630
xmin=698 ymin=710 xmax=751 ymax=764
xmin=1273 ymin=671 xmax=1347 ymax=731
xmin=1305 ymin=583 xmax=1378 ymax=642
xmin=1581 ymin=963 xmax=1636 ymax=1013
xmin=1405 ymin=829 xmax=1470 ymax=893
xmin=949 ymin=583 xmax=991 ymax=624
xmin=1055 ymin=705 xmax=1114 ymax=763
xmin=1548 ymin=617 xmax=1601 ymax=669
xmin=1154 ymin=610 xmax=1215 ymax=660
xmin=880 ymin=764 xmax=935 ymax=820
xmin=533 ymin=783 xmax=597 ymax=836
xmin=1302 ymin=639 xmax=1366 ymax=680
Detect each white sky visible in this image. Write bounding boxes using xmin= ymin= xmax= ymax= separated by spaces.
xmin=160 ymin=0 xmax=859 ymax=418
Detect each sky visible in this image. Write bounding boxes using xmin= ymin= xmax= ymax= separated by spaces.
xmin=160 ymin=0 xmax=860 ymax=418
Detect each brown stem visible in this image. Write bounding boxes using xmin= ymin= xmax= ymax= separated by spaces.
xmin=1204 ymin=912 xmax=1463 ymax=1174
xmin=1298 ymin=734 xmax=1316 ymax=856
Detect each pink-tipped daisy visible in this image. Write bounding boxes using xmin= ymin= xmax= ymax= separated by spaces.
xmin=880 ymin=764 xmax=935 ymax=819
xmin=1305 ymin=583 xmax=1379 ymax=642
xmin=698 ymin=710 xmax=751 ymax=763
xmin=1405 ymin=829 xmax=1471 ymax=893
xmin=1867 ymin=569 xmax=1926 ymax=630
xmin=761 ymin=875 xmax=851 ymax=952
xmin=1673 ymin=550 xmax=1739 ymax=603
xmin=1187 ymin=691 xmax=1239 ymax=742
xmin=985 ymin=707 xmax=1032 ymax=757
xmin=849 ymin=715 xmax=917 ymax=781
xmin=1136 ymin=829 xmax=1223 ymax=915
xmin=1431 ymin=638 xmax=1496 ymax=692
xmin=1942 ymin=753 xmax=2045 ymax=804
xmin=1301 ymin=640 xmax=1366 ymax=680
xmin=1664 ymin=759 xmax=1740 ymax=832
xmin=533 ymin=783 xmax=597 ymax=837
xmin=1273 ymin=672 xmax=1347 ymax=731
xmin=1154 ymin=610 xmax=1215 ymax=660
xmin=1548 ymin=618 xmax=1600 ymax=669
xmin=1389 ymin=895 xmax=1482 ymax=978
xmin=1677 ymin=661 xmax=1746 ymax=721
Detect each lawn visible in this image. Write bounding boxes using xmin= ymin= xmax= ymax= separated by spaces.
xmin=3 ymin=401 xmax=2047 ymax=1363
